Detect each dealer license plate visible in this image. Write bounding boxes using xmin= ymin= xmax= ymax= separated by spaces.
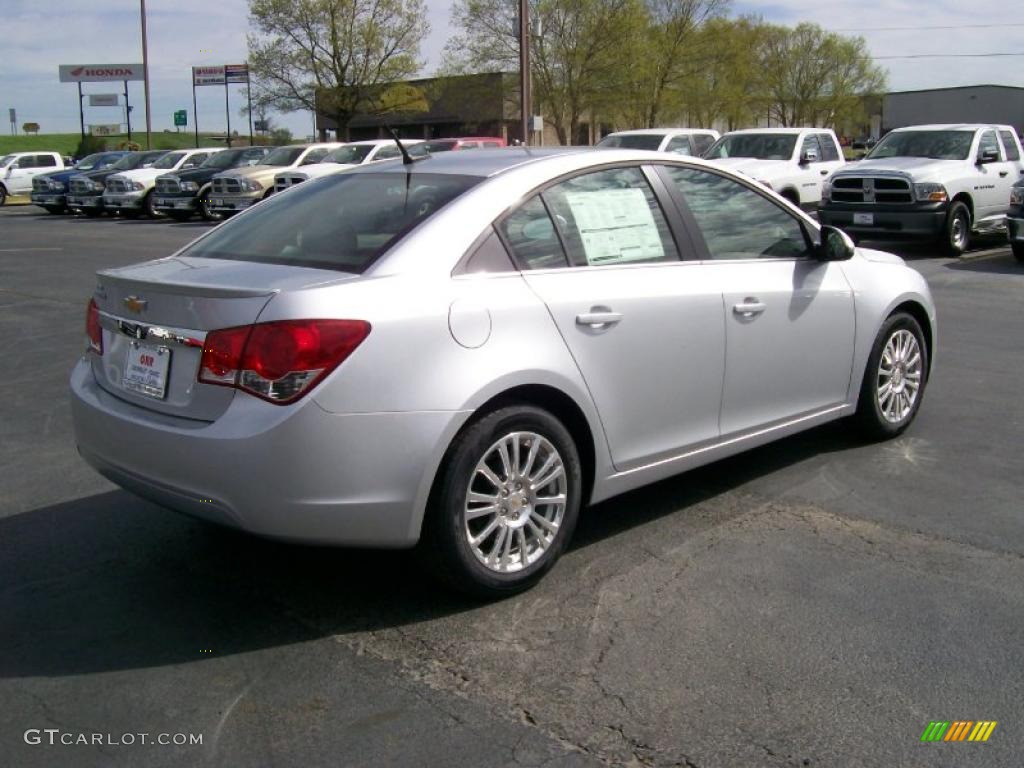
xmin=123 ymin=343 xmax=171 ymax=399
xmin=853 ymin=213 xmax=874 ymax=225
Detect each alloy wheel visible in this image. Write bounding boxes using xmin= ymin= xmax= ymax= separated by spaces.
xmin=876 ymin=329 xmax=923 ymax=423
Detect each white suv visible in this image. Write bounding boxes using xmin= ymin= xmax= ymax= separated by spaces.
xmin=704 ymin=128 xmax=845 ymax=209
xmin=820 ymin=124 xmax=1024 ymax=255
xmin=103 ymin=148 xmax=223 ymax=217
xmin=596 ymin=129 xmax=720 ymax=157
xmin=273 ymin=139 xmax=426 ymax=192
xmin=0 ymin=151 xmax=66 ymax=204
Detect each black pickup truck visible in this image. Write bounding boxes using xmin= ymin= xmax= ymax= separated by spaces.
xmin=153 ymin=146 xmax=270 ymax=221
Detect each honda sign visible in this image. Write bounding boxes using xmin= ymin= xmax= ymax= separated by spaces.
xmin=59 ymin=64 xmax=145 ymax=82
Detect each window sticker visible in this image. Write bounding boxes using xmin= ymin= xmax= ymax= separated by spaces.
xmin=563 ymin=188 xmax=666 ymax=265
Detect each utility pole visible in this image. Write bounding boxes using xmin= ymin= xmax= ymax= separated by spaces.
xmin=518 ymin=0 xmax=530 ymax=145
xmin=140 ymin=0 xmax=152 ymax=149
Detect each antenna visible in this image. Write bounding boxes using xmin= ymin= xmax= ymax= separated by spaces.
xmin=382 ymin=123 xmax=424 ymax=166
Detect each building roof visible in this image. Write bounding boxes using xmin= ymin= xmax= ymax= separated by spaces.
xmin=886 ymin=84 xmax=1024 ymax=96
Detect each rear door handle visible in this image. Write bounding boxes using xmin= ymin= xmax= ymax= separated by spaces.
xmin=733 ymin=300 xmax=767 ymax=317
xmin=576 ymin=310 xmax=623 ymax=328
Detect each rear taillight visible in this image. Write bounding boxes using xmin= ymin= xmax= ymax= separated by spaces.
xmin=86 ymin=298 xmax=103 ymax=354
xmin=199 ymin=319 xmax=370 ymax=404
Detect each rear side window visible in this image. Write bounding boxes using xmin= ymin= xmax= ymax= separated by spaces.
xmin=541 ymin=166 xmax=678 ymax=267
xmin=999 ymin=131 xmax=1020 ymax=161
xmin=181 ymin=172 xmax=481 ymax=273
xmin=664 ymin=165 xmax=811 ymax=260
xmin=817 ymin=135 xmax=840 ymax=161
xmin=35 ymin=154 xmax=57 ymax=167
xmin=498 ymin=196 xmax=568 ymax=270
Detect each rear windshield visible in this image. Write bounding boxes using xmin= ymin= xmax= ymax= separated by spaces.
xmin=704 ymin=134 xmax=798 ymax=160
xmin=596 ymin=134 xmax=663 ymax=151
xmin=181 ymin=172 xmax=481 ymax=272
xmin=865 ymin=130 xmax=974 ymax=161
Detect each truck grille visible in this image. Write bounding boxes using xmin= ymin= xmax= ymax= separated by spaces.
xmin=105 ymin=177 xmax=130 ymax=194
xmin=33 ymin=177 xmax=58 ymax=192
xmin=155 ymin=177 xmax=181 ymax=194
xmin=70 ymin=177 xmax=97 ymax=195
xmin=831 ymin=176 xmax=914 ymax=204
xmin=274 ymin=175 xmax=307 ymax=192
xmin=211 ymin=177 xmax=243 ymax=195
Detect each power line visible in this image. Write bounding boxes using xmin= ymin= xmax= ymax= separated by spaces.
xmin=872 ymin=52 xmax=1024 ymax=60
xmin=836 ymin=23 xmax=1024 ymax=32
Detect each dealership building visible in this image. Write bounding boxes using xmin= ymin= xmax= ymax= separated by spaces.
xmin=881 ymin=85 xmax=1024 ymax=134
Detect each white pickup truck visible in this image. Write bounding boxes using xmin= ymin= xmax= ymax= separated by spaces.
xmin=0 ymin=151 xmax=66 ymax=204
xmin=702 ymin=127 xmax=845 ymax=210
xmin=819 ymin=124 xmax=1024 ymax=256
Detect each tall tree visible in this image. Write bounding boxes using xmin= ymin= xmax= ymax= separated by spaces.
xmin=247 ymin=0 xmax=429 ymax=139
xmin=758 ymin=23 xmax=886 ymax=128
xmin=445 ymin=0 xmax=642 ymax=144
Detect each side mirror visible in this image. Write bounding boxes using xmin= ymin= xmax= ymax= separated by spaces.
xmin=978 ymin=148 xmax=1000 ymax=164
xmin=817 ymin=225 xmax=855 ymax=261
xmin=800 ymin=149 xmax=819 ymax=164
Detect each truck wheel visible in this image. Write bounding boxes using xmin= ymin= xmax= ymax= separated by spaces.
xmin=144 ymin=191 xmax=162 ymax=219
xmin=1012 ymin=242 xmax=1024 ymax=263
xmin=781 ymin=190 xmax=800 ymax=208
xmin=420 ymin=404 xmax=582 ymax=597
xmin=0 ymin=185 xmax=7 ymax=206
xmin=44 ymin=205 xmax=65 ymax=215
xmin=167 ymin=210 xmax=192 ymax=222
xmin=940 ymin=201 xmax=970 ymax=257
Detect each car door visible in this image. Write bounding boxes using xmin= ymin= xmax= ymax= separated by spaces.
xmin=797 ymin=134 xmax=829 ymax=205
xmin=974 ymin=129 xmax=1010 ymax=219
xmin=658 ymin=163 xmax=855 ymax=437
xmin=7 ymin=155 xmax=35 ymax=193
xmin=502 ymin=165 xmax=726 ymax=471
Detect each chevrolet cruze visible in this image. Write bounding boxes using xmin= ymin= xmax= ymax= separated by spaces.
xmin=71 ymin=148 xmax=936 ymax=595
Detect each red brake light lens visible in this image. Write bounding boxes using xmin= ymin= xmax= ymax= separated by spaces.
xmin=86 ymin=298 xmax=103 ymax=354
xmin=199 ymin=319 xmax=370 ymax=404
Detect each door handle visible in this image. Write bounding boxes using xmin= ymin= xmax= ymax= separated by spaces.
xmin=999 ymin=171 xmax=1009 ymax=177
xmin=820 ymin=169 xmax=829 ymax=175
xmin=576 ymin=310 xmax=623 ymax=328
xmin=733 ymin=300 xmax=767 ymax=317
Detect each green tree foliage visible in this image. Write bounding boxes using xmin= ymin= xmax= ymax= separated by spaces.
xmin=247 ymin=0 xmax=429 ymax=139
xmin=758 ymin=22 xmax=886 ymax=127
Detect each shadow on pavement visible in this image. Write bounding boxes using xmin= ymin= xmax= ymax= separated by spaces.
xmin=0 ymin=420 xmax=865 ymax=680
xmin=944 ymin=252 xmax=1022 ymax=274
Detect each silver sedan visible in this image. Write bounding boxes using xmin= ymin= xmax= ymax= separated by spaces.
xmin=70 ymin=147 xmax=936 ymax=596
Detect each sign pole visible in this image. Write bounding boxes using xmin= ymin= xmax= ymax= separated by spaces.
xmin=224 ymin=80 xmax=232 ymax=148
xmin=246 ymin=74 xmax=253 ymax=146
xmin=124 ymin=80 xmax=132 ymax=142
xmin=192 ymin=72 xmax=199 ymax=148
xmin=518 ymin=0 xmax=530 ymax=146
xmin=140 ymin=0 xmax=152 ymax=149
xmin=78 ymin=82 xmax=86 ymax=142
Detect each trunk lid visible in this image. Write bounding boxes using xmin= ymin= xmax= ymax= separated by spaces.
xmin=92 ymin=256 xmax=355 ymax=421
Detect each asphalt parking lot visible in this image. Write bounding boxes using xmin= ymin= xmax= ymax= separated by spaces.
xmin=1 ymin=204 xmax=1022 ymax=767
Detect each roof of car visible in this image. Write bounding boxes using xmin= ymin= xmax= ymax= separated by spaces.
xmin=346 ymin=146 xmax=599 ymax=178
xmin=605 ymin=128 xmax=714 ymax=136
xmin=723 ymin=127 xmax=825 ymax=135
xmin=344 ymin=139 xmax=424 ymax=146
xmin=890 ymin=124 xmax=1011 ymax=132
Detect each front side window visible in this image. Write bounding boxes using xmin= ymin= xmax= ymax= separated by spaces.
xmin=704 ymin=133 xmax=798 ymax=161
xmin=542 ymin=166 xmax=677 ymax=267
xmin=800 ymin=134 xmax=822 ymax=162
xmin=999 ymin=131 xmax=1020 ymax=161
xmin=153 ymin=152 xmax=186 ymax=169
xmin=978 ymin=130 xmax=1000 ymax=160
xmin=181 ymin=172 xmax=480 ymax=273
xmin=665 ymin=135 xmax=693 ymax=155
xmin=664 ymin=166 xmax=811 ymax=260
xmin=692 ymin=134 xmax=716 ymax=155
xmin=14 ymin=156 xmax=36 ymax=168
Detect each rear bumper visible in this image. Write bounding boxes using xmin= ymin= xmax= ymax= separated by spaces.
xmin=819 ymin=202 xmax=947 ymax=238
xmin=70 ymin=359 xmax=466 ymax=547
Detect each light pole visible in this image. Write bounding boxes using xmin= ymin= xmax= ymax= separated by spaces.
xmin=140 ymin=0 xmax=152 ymax=149
xmin=518 ymin=0 xmax=531 ymax=145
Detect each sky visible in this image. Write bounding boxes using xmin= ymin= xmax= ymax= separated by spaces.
xmin=1 ymin=0 xmax=1022 ymax=139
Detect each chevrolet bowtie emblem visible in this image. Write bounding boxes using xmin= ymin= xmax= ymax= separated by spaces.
xmin=123 ymin=295 xmax=147 ymax=314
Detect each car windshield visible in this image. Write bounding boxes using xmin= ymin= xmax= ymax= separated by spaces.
xmin=0 ymin=155 xmax=13 ymax=168
xmin=110 ymin=151 xmax=166 ymax=170
xmin=325 ymin=145 xmax=375 ymax=164
xmin=202 ymin=150 xmax=245 ymax=169
xmin=596 ymin=134 xmax=664 ymax=151
xmin=182 ymin=172 xmax=481 ymax=273
xmin=865 ymin=130 xmax=974 ymax=160
xmin=704 ymin=134 xmax=798 ymax=160
xmin=74 ymin=153 xmax=106 ymax=170
xmin=152 ymin=152 xmax=187 ymax=169
xmin=423 ymin=140 xmax=457 ymax=152
xmin=262 ymin=147 xmax=305 ymax=166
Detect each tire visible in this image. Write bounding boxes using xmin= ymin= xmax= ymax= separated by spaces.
xmin=939 ymin=200 xmax=970 ymax=257
xmin=781 ymin=190 xmax=800 ymax=208
xmin=198 ymin=189 xmax=221 ymax=222
xmin=81 ymin=207 xmax=102 ymax=218
xmin=854 ymin=312 xmax=929 ymax=440
xmin=44 ymin=205 xmax=65 ymax=215
xmin=1012 ymin=242 xmax=1024 ymax=263
xmin=420 ymin=405 xmax=583 ymax=597
xmin=167 ymin=210 xmax=192 ymax=222
xmin=0 ymin=185 xmax=7 ymax=206
xmin=143 ymin=191 xmax=161 ymax=219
